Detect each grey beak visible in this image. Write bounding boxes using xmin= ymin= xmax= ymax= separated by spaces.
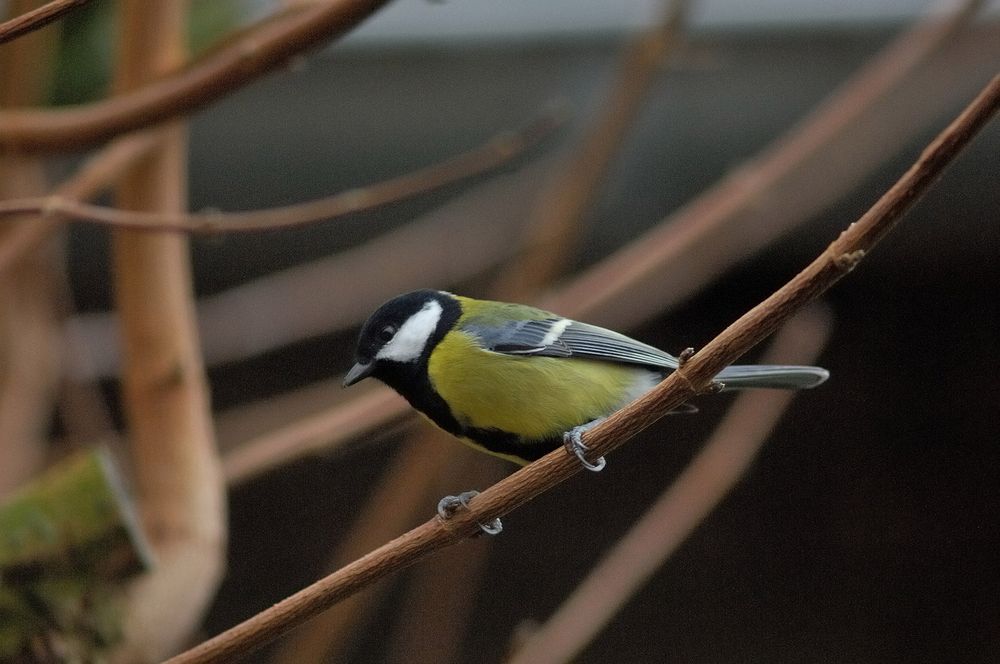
xmin=343 ymin=361 xmax=374 ymax=387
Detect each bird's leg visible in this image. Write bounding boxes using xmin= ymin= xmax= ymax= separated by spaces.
xmin=563 ymin=418 xmax=607 ymax=472
xmin=437 ymin=490 xmax=502 ymax=536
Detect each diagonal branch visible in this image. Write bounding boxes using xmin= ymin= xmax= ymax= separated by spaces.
xmin=0 ymin=0 xmax=393 ymax=152
xmin=0 ymin=0 xmax=90 ymax=45
xmin=552 ymin=0 xmax=988 ymax=328
xmin=492 ymin=0 xmax=688 ymax=297
xmin=0 ymin=131 xmax=159 ymax=274
xmin=165 ymin=71 xmax=1000 ymax=664
xmin=0 ymin=110 xmax=563 ymax=232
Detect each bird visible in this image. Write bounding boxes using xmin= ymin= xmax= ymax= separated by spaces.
xmin=344 ymin=290 xmax=828 ymax=532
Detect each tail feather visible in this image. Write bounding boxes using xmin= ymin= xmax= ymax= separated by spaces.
xmin=714 ymin=364 xmax=829 ymax=390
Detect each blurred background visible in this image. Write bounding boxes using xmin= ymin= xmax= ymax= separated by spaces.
xmin=3 ymin=0 xmax=999 ymax=662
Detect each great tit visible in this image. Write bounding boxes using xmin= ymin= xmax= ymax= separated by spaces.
xmin=344 ymin=289 xmax=828 ymax=472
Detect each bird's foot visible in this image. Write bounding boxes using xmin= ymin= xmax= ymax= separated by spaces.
xmin=437 ymin=490 xmax=502 ymax=536
xmin=563 ymin=419 xmax=607 ymax=472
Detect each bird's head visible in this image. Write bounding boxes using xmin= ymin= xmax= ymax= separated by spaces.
xmin=343 ymin=289 xmax=459 ymax=389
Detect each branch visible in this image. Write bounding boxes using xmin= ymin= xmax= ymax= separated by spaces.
xmin=0 ymin=131 xmax=159 ymax=274
xmin=223 ymin=384 xmax=405 ymax=485
xmin=508 ymin=306 xmax=831 ymax=664
xmin=551 ymin=0 xmax=988 ymax=328
xmin=0 ymin=0 xmax=64 ymax=495
xmin=0 ymin=0 xmax=90 ymax=45
xmin=0 ymin=0 xmax=392 ymax=152
xmin=0 ymin=110 xmax=564 ymax=232
xmin=165 ymin=68 xmax=1000 ymax=664
xmin=269 ymin=432 xmax=483 ymax=663
xmin=109 ymin=2 xmax=225 ymax=660
xmin=492 ymin=0 xmax=688 ymax=297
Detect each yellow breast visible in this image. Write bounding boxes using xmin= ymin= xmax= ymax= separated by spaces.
xmin=427 ymin=330 xmax=648 ymax=441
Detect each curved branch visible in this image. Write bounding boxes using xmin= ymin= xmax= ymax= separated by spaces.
xmin=0 ymin=111 xmax=563 ymax=232
xmin=0 ymin=0 xmax=392 ymax=152
xmin=0 ymin=0 xmax=90 ymax=45
xmin=165 ymin=71 xmax=1000 ymax=664
xmin=0 ymin=131 xmax=159 ymax=274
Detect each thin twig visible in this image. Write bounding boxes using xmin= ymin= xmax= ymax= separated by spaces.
xmin=0 ymin=131 xmax=160 ymax=274
xmin=508 ymin=306 xmax=832 ymax=664
xmin=492 ymin=0 xmax=688 ymax=297
xmin=223 ymin=385 xmax=405 ymax=485
xmin=0 ymin=110 xmax=563 ymax=232
xmin=0 ymin=0 xmax=392 ymax=151
xmin=0 ymin=0 xmax=90 ymax=45
xmin=165 ymin=74 xmax=1000 ymax=664
xmin=551 ymin=0 xmax=987 ymax=328
xmin=269 ymin=431 xmax=480 ymax=663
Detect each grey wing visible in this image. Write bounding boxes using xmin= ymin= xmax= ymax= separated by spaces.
xmin=467 ymin=318 xmax=679 ymax=369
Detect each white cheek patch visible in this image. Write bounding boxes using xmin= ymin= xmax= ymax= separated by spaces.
xmin=376 ymin=299 xmax=443 ymax=363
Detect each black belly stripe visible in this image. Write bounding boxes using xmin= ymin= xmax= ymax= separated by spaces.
xmin=463 ymin=426 xmax=562 ymax=462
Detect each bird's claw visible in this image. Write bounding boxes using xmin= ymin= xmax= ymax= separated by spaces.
xmin=437 ymin=490 xmax=502 ymax=536
xmin=563 ymin=426 xmax=606 ymax=472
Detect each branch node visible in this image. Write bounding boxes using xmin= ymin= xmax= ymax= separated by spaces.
xmin=702 ymin=380 xmax=725 ymax=395
xmin=833 ymin=249 xmax=866 ymax=272
xmin=676 ymin=347 xmax=695 ymax=367
xmin=40 ymin=195 xmax=64 ymax=218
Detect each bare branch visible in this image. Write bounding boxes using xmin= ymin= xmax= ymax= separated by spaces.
xmin=165 ymin=65 xmax=1000 ymax=664
xmin=0 ymin=0 xmax=392 ymax=152
xmin=0 ymin=131 xmax=159 ymax=274
xmin=109 ymin=2 xmax=225 ymax=660
xmin=0 ymin=0 xmax=64 ymax=495
xmin=492 ymin=0 xmax=688 ymax=297
xmin=0 ymin=0 xmax=90 ymax=45
xmin=0 ymin=110 xmax=564 ymax=232
xmin=551 ymin=0 xmax=989 ymax=328
xmin=508 ymin=306 xmax=832 ymax=664
xmin=223 ymin=385 xmax=405 ymax=485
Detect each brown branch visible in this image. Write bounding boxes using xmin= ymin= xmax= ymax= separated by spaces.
xmin=165 ymin=74 xmax=1000 ymax=664
xmin=0 ymin=131 xmax=159 ymax=274
xmin=0 ymin=0 xmax=64 ymax=495
xmin=223 ymin=384 xmax=405 ymax=485
xmin=0 ymin=110 xmax=564 ymax=232
xmin=0 ymin=0 xmax=90 ymax=45
xmin=0 ymin=0 xmax=392 ymax=152
xmin=270 ymin=431 xmax=481 ymax=663
xmin=109 ymin=2 xmax=225 ymax=660
xmin=550 ymin=0 xmax=988 ymax=327
xmin=508 ymin=306 xmax=832 ymax=664
xmin=492 ymin=0 xmax=688 ymax=297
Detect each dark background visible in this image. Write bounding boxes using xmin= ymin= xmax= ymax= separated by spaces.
xmin=68 ymin=24 xmax=1000 ymax=664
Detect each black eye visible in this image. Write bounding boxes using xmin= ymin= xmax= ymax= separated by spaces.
xmin=377 ymin=325 xmax=396 ymax=342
